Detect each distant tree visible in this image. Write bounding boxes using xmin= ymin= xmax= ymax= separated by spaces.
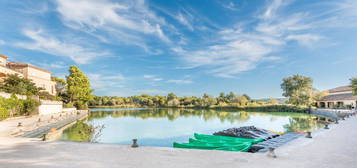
xmin=167 ymin=93 xmax=177 ymax=101
xmin=267 ymin=98 xmax=279 ymax=105
xmin=312 ymin=90 xmax=329 ymax=102
xmin=66 ymin=66 xmax=93 ymax=109
xmin=0 ymin=74 xmax=40 ymax=95
xmin=281 ymin=75 xmax=314 ymax=106
xmin=217 ymin=92 xmax=226 ymax=104
xmin=242 ymin=94 xmax=251 ymax=101
xmin=201 ymin=93 xmax=217 ymax=107
xmin=233 ymin=95 xmax=249 ymax=106
xmin=351 ymin=77 xmax=357 ymax=96
xmin=226 ymin=92 xmax=236 ymax=103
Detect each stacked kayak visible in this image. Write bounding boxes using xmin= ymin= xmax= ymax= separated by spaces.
xmin=173 ymin=133 xmax=264 ymax=152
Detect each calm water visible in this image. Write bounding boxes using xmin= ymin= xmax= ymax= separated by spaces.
xmin=60 ymin=108 xmax=323 ymax=147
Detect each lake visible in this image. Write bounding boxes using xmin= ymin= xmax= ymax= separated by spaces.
xmin=60 ymin=108 xmax=323 ymax=147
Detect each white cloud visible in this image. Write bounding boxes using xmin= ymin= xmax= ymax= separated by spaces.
xmin=88 ymin=73 xmax=126 ymax=91
xmin=167 ymin=79 xmax=193 ymax=84
xmin=260 ymin=0 xmax=285 ymax=20
xmin=173 ymin=0 xmax=328 ymax=78
xmin=221 ymin=2 xmax=239 ymax=11
xmin=37 ymin=62 xmax=67 ymax=69
xmin=143 ymin=74 xmax=163 ymax=81
xmin=286 ymin=34 xmax=323 ymax=46
xmin=55 ymin=0 xmax=171 ymax=49
xmin=175 ymin=12 xmax=194 ymax=31
xmin=0 ymin=40 xmax=5 ymax=45
xmin=15 ymin=29 xmax=108 ymax=64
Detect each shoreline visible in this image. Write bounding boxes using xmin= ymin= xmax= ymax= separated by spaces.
xmin=0 ymin=114 xmax=356 ymax=167
xmin=0 ymin=110 xmax=88 ymax=138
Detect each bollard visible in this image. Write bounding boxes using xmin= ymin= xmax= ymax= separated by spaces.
xmin=342 ymin=117 xmax=345 ymax=120
xmin=42 ymin=134 xmax=47 ymax=141
xmin=305 ymin=131 xmax=312 ymax=138
xmin=38 ymin=118 xmax=41 ymax=122
xmin=324 ymin=124 xmax=329 ymax=129
xmin=335 ymin=119 xmax=339 ymax=124
xmin=17 ymin=122 xmax=22 ymax=127
xmin=267 ymin=147 xmax=277 ymax=158
xmin=131 ymin=139 xmax=139 ymax=148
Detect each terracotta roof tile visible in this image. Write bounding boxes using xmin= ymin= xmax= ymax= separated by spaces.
xmin=0 ymin=54 xmax=8 ymax=59
xmin=328 ymin=86 xmax=352 ymax=93
xmin=319 ymin=93 xmax=357 ymax=101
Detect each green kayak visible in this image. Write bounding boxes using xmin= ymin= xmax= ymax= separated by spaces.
xmin=173 ymin=142 xmax=251 ymax=152
xmin=188 ymin=138 xmax=251 ymax=146
xmin=216 ymin=145 xmax=251 ymax=152
xmin=194 ymin=133 xmax=264 ymax=144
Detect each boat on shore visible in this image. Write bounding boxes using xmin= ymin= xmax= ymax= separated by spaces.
xmin=194 ymin=133 xmax=264 ymax=144
xmin=173 ymin=142 xmax=251 ymax=152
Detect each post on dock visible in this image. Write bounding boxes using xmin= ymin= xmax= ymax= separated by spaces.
xmin=305 ymin=132 xmax=312 ymax=138
xmin=42 ymin=134 xmax=47 ymax=141
xmin=17 ymin=122 xmax=22 ymax=127
xmin=267 ymin=147 xmax=277 ymax=158
xmin=324 ymin=124 xmax=329 ymax=129
xmin=335 ymin=119 xmax=339 ymax=124
xmin=131 ymin=139 xmax=139 ymax=148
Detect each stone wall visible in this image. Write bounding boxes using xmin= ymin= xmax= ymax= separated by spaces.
xmin=38 ymin=100 xmax=63 ymax=115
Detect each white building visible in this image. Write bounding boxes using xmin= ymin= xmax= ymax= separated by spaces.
xmin=0 ymin=54 xmax=56 ymax=95
xmin=317 ymin=86 xmax=357 ymax=109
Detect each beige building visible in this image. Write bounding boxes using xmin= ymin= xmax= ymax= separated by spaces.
xmin=0 ymin=54 xmax=56 ymax=95
xmin=317 ymin=86 xmax=357 ymax=109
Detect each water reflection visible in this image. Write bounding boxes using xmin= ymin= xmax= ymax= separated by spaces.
xmin=60 ymin=108 xmax=323 ymax=146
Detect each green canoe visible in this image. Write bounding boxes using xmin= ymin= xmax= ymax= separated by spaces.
xmin=216 ymin=145 xmax=251 ymax=152
xmin=173 ymin=142 xmax=251 ymax=152
xmin=188 ymin=138 xmax=251 ymax=146
xmin=194 ymin=133 xmax=264 ymax=144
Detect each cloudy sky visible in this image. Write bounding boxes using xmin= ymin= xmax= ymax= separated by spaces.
xmin=0 ymin=0 xmax=356 ymax=98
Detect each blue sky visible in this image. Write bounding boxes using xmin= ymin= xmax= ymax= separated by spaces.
xmin=0 ymin=0 xmax=356 ymax=98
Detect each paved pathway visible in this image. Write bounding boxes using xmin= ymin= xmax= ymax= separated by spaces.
xmin=0 ymin=115 xmax=356 ymax=168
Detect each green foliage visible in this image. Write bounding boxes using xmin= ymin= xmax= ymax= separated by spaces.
xmin=281 ymin=75 xmax=314 ymax=106
xmin=351 ymin=77 xmax=357 ymax=96
xmin=0 ymin=74 xmax=41 ymax=95
xmin=38 ymin=91 xmax=62 ymax=101
xmin=0 ymin=95 xmax=40 ymax=120
xmin=66 ymin=66 xmax=93 ymax=109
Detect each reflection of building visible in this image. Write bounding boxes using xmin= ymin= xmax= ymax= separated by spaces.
xmin=317 ymin=86 xmax=357 ymax=109
xmin=0 ymin=54 xmax=56 ymax=95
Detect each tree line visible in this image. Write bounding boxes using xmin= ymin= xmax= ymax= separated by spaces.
xmin=88 ymin=92 xmax=282 ymax=108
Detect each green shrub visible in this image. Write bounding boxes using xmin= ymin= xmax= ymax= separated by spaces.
xmin=0 ymin=106 xmax=10 ymax=120
xmin=0 ymin=95 xmax=40 ymax=119
xmin=22 ymin=98 xmax=40 ymax=115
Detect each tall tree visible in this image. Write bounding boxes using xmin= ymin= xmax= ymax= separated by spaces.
xmin=0 ymin=74 xmax=40 ymax=95
xmin=66 ymin=66 xmax=93 ymax=109
xmin=351 ymin=77 xmax=357 ymax=96
xmin=281 ymin=75 xmax=314 ymax=106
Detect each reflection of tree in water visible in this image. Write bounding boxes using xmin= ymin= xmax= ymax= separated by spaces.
xmin=283 ymin=117 xmax=322 ymax=132
xmin=87 ymin=108 xmax=252 ymax=123
xmin=61 ymin=121 xmax=105 ymax=142
xmin=87 ymin=108 xmax=321 ymax=130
